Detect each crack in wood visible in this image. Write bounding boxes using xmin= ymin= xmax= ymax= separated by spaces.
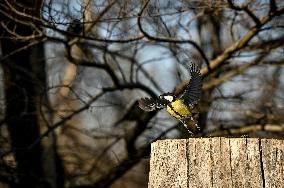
xmin=259 ymin=139 xmax=266 ymax=188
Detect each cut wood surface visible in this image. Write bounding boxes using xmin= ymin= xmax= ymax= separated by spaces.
xmin=148 ymin=138 xmax=284 ymax=188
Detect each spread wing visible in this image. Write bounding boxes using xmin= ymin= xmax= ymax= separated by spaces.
xmin=180 ymin=63 xmax=202 ymax=106
xmin=138 ymin=97 xmax=157 ymax=111
xmin=138 ymin=97 xmax=167 ymax=111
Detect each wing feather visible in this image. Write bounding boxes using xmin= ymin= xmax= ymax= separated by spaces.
xmin=138 ymin=97 xmax=157 ymax=111
xmin=138 ymin=97 xmax=168 ymax=111
xmin=181 ymin=63 xmax=202 ymax=105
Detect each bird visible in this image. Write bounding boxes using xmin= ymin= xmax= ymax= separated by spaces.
xmin=138 ymin=63 xmax=202 ymax=134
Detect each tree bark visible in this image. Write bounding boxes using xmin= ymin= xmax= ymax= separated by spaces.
xmin=148 ymin=138 xmax=284 ymax=188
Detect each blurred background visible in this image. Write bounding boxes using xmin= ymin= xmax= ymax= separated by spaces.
xmin=0 ymin=0 xmax=284 ymax=187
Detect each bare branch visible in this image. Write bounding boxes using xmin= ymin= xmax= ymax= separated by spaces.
xmin=137 ymin=0 xmax=210 ymax=68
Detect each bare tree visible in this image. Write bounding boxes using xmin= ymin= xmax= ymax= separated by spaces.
xmin=0 ymin=0 xmax=283 ymax=187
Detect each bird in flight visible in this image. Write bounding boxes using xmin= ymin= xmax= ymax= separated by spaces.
xmin=138 ymin=63 xmax=202 ymax=134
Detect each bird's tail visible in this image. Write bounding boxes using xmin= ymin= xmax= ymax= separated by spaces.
xmin=181 ymin=114 xmax=200 ymax=134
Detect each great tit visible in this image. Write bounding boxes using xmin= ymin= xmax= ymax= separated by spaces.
xmin=138 ymin=63 xmax=202 ymax=133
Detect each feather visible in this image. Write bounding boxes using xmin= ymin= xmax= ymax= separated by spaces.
xmin=138 ymin=97 xmax=157 ymax=111
xmin=180 ymin=63 xmax=202 ymax=106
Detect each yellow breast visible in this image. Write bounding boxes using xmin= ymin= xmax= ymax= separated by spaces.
xmin=166 ymin=99 xmax=191 ymax=119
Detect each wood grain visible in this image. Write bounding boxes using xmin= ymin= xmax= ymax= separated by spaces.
xmin=148 ymin=138 xmax=284 ymax=188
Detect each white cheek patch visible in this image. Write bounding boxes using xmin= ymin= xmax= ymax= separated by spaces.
xmin=163 ymin=95 xmax=174 ymax=102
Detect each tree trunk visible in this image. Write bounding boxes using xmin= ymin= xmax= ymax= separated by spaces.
xmin=0 ymin=1 xmax=63 ymax=187
xmin=148 ymin=138 xmax=284 ymax=188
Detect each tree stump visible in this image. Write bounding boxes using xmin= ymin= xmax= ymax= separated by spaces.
xmin=148 ymin=138 xmax=284 ymax=188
